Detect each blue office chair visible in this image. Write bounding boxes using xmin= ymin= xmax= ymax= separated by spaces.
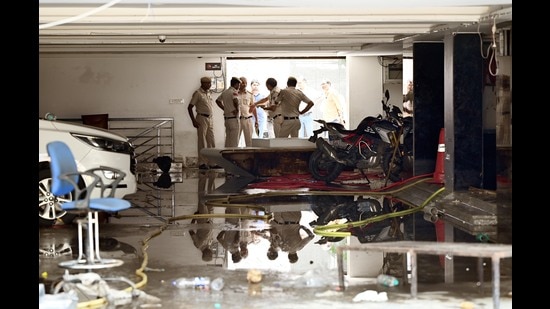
xmin=47 ymin=141 xmax=132 ymax=270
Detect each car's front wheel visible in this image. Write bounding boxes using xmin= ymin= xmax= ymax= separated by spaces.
xmin=38 ymin=167 xmax=79 ymax=226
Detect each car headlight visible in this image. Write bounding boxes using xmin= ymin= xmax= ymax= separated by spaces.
xmin=72 ymin=133 xmax=134 ymax=155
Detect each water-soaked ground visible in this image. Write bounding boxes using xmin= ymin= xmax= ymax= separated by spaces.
xmin=38 ymin=168 xmax=512 ymax=308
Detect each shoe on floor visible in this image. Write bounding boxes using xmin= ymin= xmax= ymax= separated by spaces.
xmin=209 ymin=164 xmax=223 ymax=169
xmin=198 ymin=164 xmax=209 ymax=169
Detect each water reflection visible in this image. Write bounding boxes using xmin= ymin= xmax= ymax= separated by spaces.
xmin=189 ymin=170 xmax=217 ymax=262
xmin=192 ymin=173 xmax=333 ymax=272
xmin=216 ymin=211 xmax=245 ymax=263
xmin=197 ymin=172 xmax=408 ymax=272
xmin=38 ymin=166 xmax=512 ymax=309
xmin=310 ymin=195 xmax=407 ymax=245
xmin=44 ymin=168 xmax=435 ymax=278
xmin=267 ymin=211 xmax=315 ymax=264
xmin=43 ymin=169 xmax=415 ymax=274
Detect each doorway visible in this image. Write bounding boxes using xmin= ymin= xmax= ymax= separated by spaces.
xmin=226 ymin=57 xmax=348 ymax=140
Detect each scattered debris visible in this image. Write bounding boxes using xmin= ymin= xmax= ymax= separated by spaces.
xmin=352 ymin=290 xmax=388 ymax=302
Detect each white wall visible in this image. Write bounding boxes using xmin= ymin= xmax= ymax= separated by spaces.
xmin=39 ymin=55 xmax=227 ymax=162
xmin=347 ymin=57 xmax=396 ymax=128
xmin=39 ymin=55 xmax=395 ymax=161
xmin=346 ymin=236 xmax=383 ymax=277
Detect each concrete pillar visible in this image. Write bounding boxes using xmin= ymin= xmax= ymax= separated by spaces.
xmin=411 ymin=42 xmax=445 ymax=176
xmin=443 ymin=33 xmax=484 ymax=192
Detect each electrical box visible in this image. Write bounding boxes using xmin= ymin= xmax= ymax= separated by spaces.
xmin=169 ymin=99 xmax=184 ymax=104
xmin=205 ymin=62 xmax=222 ymax=70
xmin=382 ymin=56 xmax=403 ymax=84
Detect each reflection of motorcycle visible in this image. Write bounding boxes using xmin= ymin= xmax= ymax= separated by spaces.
xmin=308 ymin=90 xmax=412 ymax=183
xmin=310 ymin=195 xmax=406 ymax=244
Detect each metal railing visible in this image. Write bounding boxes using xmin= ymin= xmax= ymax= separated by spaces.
xmin=109 ymin=118 xmax=178 ymax=222
xmin=108 ymin=117 xmax=175 ymax=163
xmin=59 ymin=116 xmax=179 ymax=223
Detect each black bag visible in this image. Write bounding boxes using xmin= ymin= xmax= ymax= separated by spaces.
xmin=153 ymin=156 xmax=172 ymax=173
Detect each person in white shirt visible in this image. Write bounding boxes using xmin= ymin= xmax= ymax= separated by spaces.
xmin=297 ymin=77 xmax=322 ymax=138
xmin=251 ymin=79 xmax=267 ymax=138
xmin=320 ymin=80 xmax=345 ymax=125
xmin=255 ymin=78 xmax=282 ymax=138
xmin=402 ymin=80 xmax=414 ymax=118
xmin=237 ymin=76 xmax=258 ymax=147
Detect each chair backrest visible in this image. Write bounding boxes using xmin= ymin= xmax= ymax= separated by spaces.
xmin=47 ymin=141 xmax=80 ymax=196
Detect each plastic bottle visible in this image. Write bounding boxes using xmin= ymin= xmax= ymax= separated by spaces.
xmin=210 ymin=277 xmax=225 ymax=291
xmin=172 ymin=277 xmax=211 ymax=290
xmin=377 ymin=274 xmax=399 ymax=287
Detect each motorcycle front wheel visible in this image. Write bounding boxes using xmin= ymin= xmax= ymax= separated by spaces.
xmin=308 ymin=149 xmax=345 ymax=183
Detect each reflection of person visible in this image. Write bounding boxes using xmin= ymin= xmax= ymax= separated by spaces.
xmin=402 ymin=80 xmax=414 ymax=118
xmin=275 ymin=77 xmax=315 ymax=138
xmin=216 ymin=206 xmax=249 ymax=263
xmin=189 ymin=170 xmax=217 ymax=262
xmin=266 ymin=231 xmax=280 ymax=261
xmin=216 ymin=77 xmax=241 ymax=147
xmin=297 ymin=77 xmax=322 ymax=138
xmin=216 ymin=228 xmax=242 ymax=263
xmin=199 ymin=169 xmax=217 ymax=195
xmin=239 ymin=240 xmax=249 ymax=259
xmin=255 ymin=78 xmax=282 ymax=138
xmin=238 ymin=76 xmax=258 ymax=147
xmin=187 ymin=77 xmax=216 ymax=170
xmin=189 ymin=208 xmax=214 ymax=262
xmin=320 ymin=80 xmax=345 ymax=125
xmin=270 ymin=211 xmax=315 ymax=264
xmin=251 ymin=79 xmax=267 ymax=138
xmin=272 ymin=210 xmax=303 ymax=225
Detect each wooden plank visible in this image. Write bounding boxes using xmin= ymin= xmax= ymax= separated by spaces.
xmin=339 ymin=241 xmax=511 ymax=258
xmin=202 ymin=147 xmax=315 ymax=177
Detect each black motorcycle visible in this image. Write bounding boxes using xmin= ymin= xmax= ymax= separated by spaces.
xmin=308 ymin=90 xmax=412 ymax=183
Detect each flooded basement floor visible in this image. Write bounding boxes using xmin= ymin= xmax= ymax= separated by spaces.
xmin=38 ymin=168 xmax=512 ymax=308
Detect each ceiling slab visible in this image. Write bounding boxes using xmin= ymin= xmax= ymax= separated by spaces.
xmin=38 ymin=0 xmax=512 ymax=56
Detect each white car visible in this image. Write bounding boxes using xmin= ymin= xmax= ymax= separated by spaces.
xmin=39 ymin=119 xmax=137 ymax=225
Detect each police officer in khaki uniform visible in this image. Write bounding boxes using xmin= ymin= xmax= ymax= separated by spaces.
xmin=216 ymin=77 xmax=241 ymax=147
xmin=188 ymin=76 xmax=217 ymax=169
xmin=275 ymin=77 xmax=315 ymax=138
